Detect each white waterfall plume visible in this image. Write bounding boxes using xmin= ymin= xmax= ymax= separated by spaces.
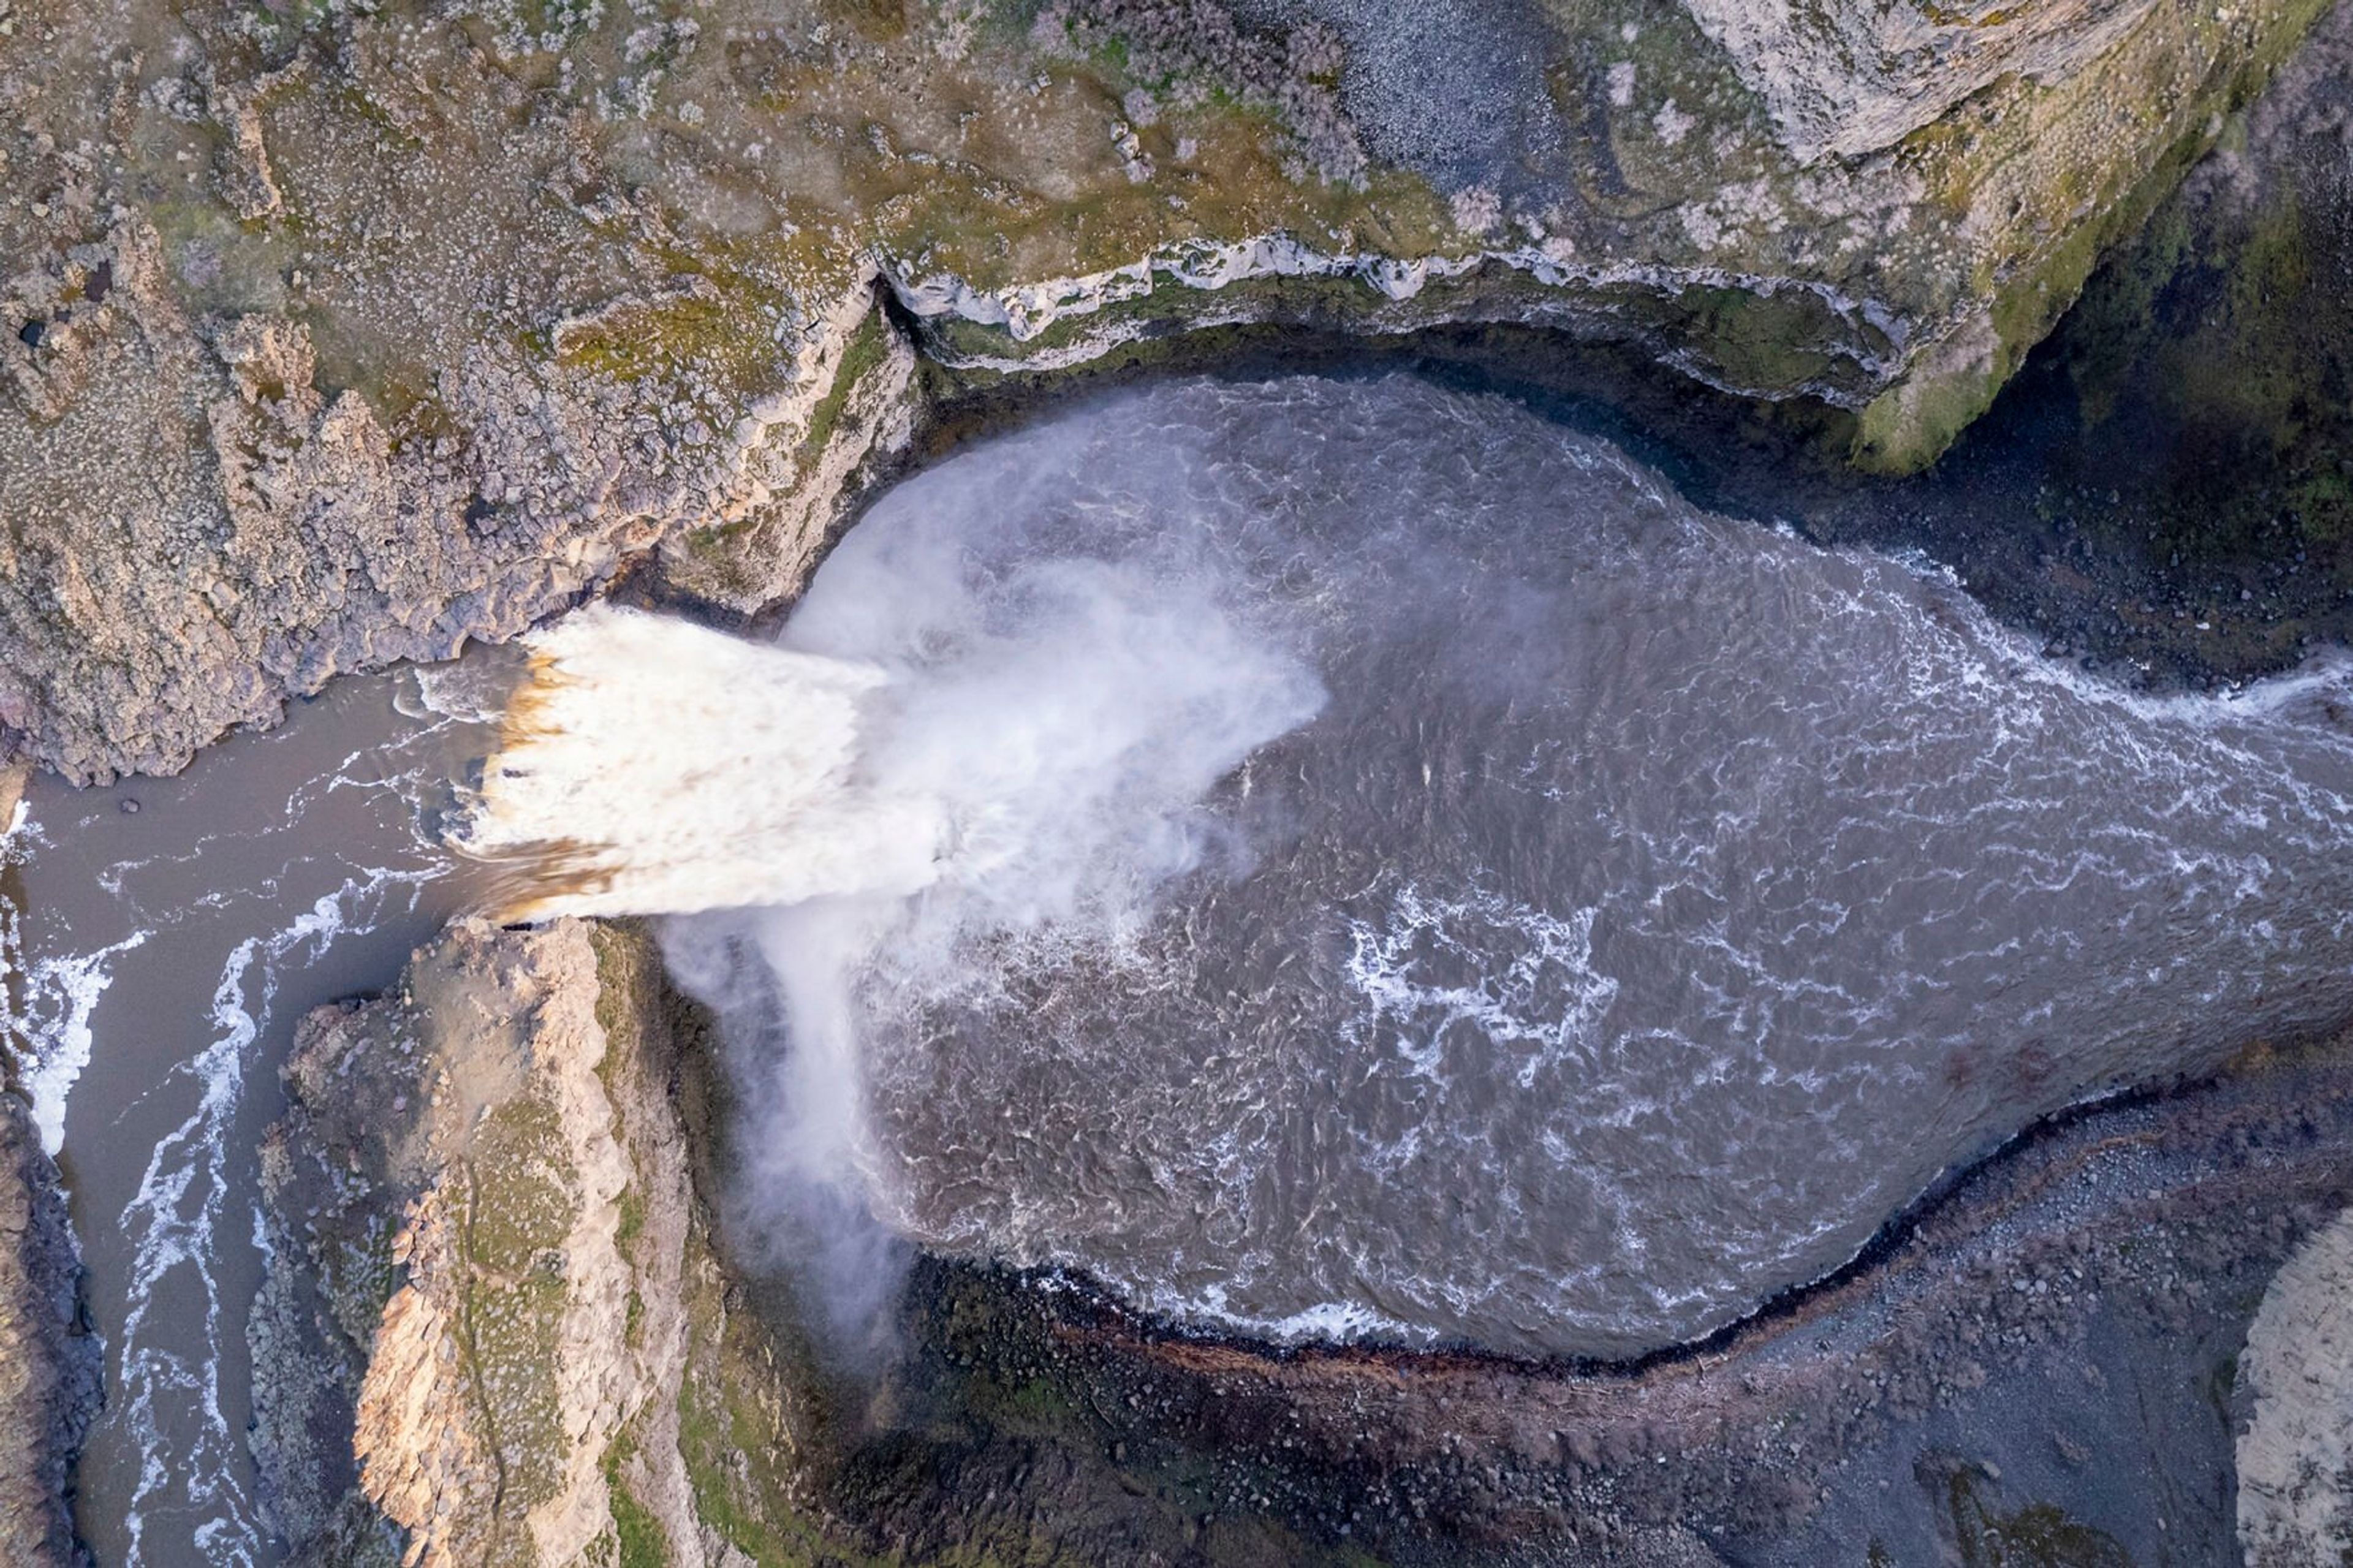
xmin=454 ymin=604 xmax=945 ymax=921
xmin=452 ymin=504 xmax=1327 ymax=1356
xmin=457 ymin=545 xmax=1325 ymax=925
xmin=447 ymin=375 xmax=2353 ymax=1362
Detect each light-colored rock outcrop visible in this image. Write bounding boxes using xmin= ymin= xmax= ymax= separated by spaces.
xmin=0 ymin=0 xmax=2335 ymax=781
xmin=0 ymin=192 xmax=916 ymax=784
xmin=1680 ymin=0 xmax=2167 ymax=163
xmin=250 ymin=918 xmax=750 ymax=1567
xmin=2240 ymin=1205 xmax=2353 ymax=1566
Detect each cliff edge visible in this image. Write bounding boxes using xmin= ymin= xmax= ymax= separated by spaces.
xmin=249 ymin=917 xmax=820 ymax=1567
xmin=1 ymin=0 xmax=2335 ymax=781
xmin=0 ymin=1091 xmax=99 ymax=1567
xmin=0 ymin=762 xmax=102 ymax=1568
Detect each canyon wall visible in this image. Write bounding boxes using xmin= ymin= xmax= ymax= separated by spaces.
xmin=248 ymin=917 xmax=839 ymax=1567
xmin=0 ymin=763 xmax=101 ymax=1568
xmin=12 ymin=2 xmax=2353 ymax=1558
xmin=1 ymin=0 xmax=2335 ymax=782
xmin=0 ymin=1094 xmax=98 ymax=1567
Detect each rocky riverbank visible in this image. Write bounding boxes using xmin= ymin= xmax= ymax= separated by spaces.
xmin=899 ymin=0 xmax=2353 ymax=702
xmin=11 ymin=0 xmax=2353 ymax=1559
xmin=243 ymin=911 xmax=2353 ymax=1565
xmin=0 ymin=1095 xmax=99 ymax=1567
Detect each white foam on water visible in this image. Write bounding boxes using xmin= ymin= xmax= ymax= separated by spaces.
xmin=487 ymin=566 xmax=1324 ymax=1248
xmin=18 ymin=935 xmax=152 ymax=1158
xmin=113 ymin=868 xmax=436 ymax=1566
xmin=471 ymin=374 xmax=2353 ymax=1359
xmin=1343 ymin=883 xmax=1618 ymax=1091
xmin=0 ymin=801 xmax=154 ymax=1157
xmin=1175 ymin=1285 xmax=1439 ymax=1348
xmin=404 ymin=650 xmax=514 ymax=724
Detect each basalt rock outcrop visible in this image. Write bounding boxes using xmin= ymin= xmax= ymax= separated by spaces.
xmin=0 ymin=1090 xmax=98 ymax=1567
xmin=0 ymin=762 xmax=100 ymax=1568
xmin=1 ymin=0 xmax=2337 ymax=782
xmin=2023 ymin=0 xmax=2353 ymax=638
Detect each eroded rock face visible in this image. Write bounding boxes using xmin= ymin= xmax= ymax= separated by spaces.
xmin=0 ymin=1091 xmax=99 ymax=1568
xmin=1678 ymin=0 xmax=2165 ymax=164
xmin=0 ymin=762 xmax=100 ymax=1568
xmin=2023 ymin=0 xmax=2353 ymax=640
xmin=0 ymin=0 xmax=2334 ymax=781
xmin=249 ymin=917 xmax=766 ymax=1567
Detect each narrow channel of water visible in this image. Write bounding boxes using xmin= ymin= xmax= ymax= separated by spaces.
xmin=2 ymin=664 xmax=502 ymax=1564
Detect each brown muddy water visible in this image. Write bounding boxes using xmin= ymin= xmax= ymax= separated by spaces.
xmin=5 ymin=372 xmax=2351 ymax=1563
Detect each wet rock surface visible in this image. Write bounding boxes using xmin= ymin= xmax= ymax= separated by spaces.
xmin=845 ymin=1032 xmax=2353 ymax=1566
xmin=12 ymin=0 xmax=2353 ymax=1558
xmin=0 ymin=1091 xmax=99 ymax=1567
xmin=0 ymin=761 xmax=100 ymax=1568
xmin=1760 ymin=0 xmax=2353 ymax=694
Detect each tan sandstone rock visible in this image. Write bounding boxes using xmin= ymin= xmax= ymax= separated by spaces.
xmin=251 ymin=915 xmax=825 ymax=1567
xmin=252 ymin=918 xmax=726 ymax=1566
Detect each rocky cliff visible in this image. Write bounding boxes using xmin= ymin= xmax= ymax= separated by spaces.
xmin=0 ymin=1093 xmax=99 ymax=1567
xmin=2023 ymin=0 xmax=2353 ymax=645
xmin=1 ymin=0 xmax=2334 ymax=782
xmin=249 ymin=915 xmax=825 ymax=1567
xmin=2239 ymin=1205 xmax=2353 ymax=1566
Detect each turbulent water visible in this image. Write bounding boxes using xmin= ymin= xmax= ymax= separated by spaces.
xmin=2 ymin=667 xmax=498 ymax=1564
xmin=478 ymin=374 xmax=2353 ymax=1360
xmin=18 ymin=371 xmax=2343 ymax=1561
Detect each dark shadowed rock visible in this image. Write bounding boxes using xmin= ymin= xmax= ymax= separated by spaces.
xmin=0 ymin=1084 xmax=99 ymax=1566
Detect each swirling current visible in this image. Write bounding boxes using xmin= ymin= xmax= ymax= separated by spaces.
xmin=18 ymin=374 xmax=2353 ymax=1568
xmin=591 ymin=374 xmax=2353 ymax=1359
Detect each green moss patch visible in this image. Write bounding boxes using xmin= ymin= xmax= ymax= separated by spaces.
xmin=604 ymin=1439 xmax=673 ymax=1568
